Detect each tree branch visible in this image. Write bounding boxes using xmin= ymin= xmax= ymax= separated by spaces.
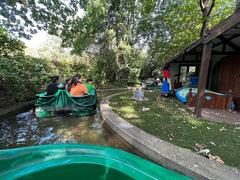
xmin=199 ymin=0 xmax=204 ymax=12
xmin=207 ymin=0 xmax=215 ymax=16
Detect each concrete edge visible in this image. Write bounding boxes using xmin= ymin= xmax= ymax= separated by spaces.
xmin=0 ymin=100 xmax=35 ymax=117
xmin=97 ymin=88 xmax=127 ymax=92
xmin=100 ymin=92 xmax=240 ymax=180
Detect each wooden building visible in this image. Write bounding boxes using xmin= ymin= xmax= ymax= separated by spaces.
xmin=166 ymin=10 xmax=240 ymax=117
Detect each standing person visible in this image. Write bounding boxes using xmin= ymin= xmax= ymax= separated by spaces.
xmin=161 ymin=78 xmax=170 ymax=96
xmin=163 ymin=65 xmax=171 ymax=90
xmin=70 ymin=75 xmax=88 ymax=96
xmin=47 ymin=75 xmax=60 ymax=95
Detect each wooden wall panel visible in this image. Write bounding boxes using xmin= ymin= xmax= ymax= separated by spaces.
xmin=218 ymin=53 xmax=240 ymax=97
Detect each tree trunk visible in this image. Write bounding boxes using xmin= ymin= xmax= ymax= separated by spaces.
xmin=108 ymin=0 xmax=122 ymax=82
xmin=200 ymin=9 xmax=209 ymax=37
xmin=115 ymin=48 xmax=121 ymax=82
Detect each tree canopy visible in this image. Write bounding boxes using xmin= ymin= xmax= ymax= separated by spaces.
xmin=0 ymin=28 xmax=25 ymax=57
xmin=0 ymin=0 xmax=236 ymax=81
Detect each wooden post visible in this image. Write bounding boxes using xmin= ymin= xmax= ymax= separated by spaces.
xmin=195 ymin=41 xmax=213 ymax=117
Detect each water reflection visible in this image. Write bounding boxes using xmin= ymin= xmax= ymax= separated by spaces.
xmin=0 ymin=109 xmax=130 ymax=151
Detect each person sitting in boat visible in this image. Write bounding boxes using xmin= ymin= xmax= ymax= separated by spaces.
xmin=65 ymin=78 xmax=72 ymax=92
xmin=70 ymin=75 xmax=88 ymax=96
xmin=47 ymin=75 xmax=60 ymax=95
xmin=84 ymin=79 xmax=95 ymax=92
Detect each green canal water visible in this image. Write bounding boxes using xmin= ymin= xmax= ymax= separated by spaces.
xmin=0 ymin=90 xmax=132 ymax=151
xmin=0 ymin=90 xmax=190 ymax=180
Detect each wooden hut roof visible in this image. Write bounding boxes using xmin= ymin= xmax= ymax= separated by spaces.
xmin=167 ymin=9 xmax=240 ymax=65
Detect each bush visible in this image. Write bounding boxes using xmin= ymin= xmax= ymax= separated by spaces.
xmin=0 ymin=56 xmax=51 ymax=105
xmin=0 ymin=55 xmax=90 ymax=107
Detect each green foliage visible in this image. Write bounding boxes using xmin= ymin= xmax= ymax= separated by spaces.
xmin=0 ymin=56 xmax=52 ymax=104
xmin=0 ymin=28 xmax=25 ymax=57
xmin=59 ymin=0 xmax=149 ymax=83
xmin=0 ymin=30 xmax=90 ymax=107
xmin=0 ymin=0 xmax=77 ymax=39
xmin=0 ymin=0 xmax=237 ymax=89
xmin=147 ymin=0 xmax=234 ymax=67
xmin=0 ymin=54 xmax=90 ymax=107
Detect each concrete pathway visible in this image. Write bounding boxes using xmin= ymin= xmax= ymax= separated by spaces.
xmin=189 ymin=107 xmax=240 ymax=124
xmin=201 ymin=109 xmax=240 ymax=125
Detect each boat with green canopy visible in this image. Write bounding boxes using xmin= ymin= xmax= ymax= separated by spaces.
xmin=35 ymin=89 xmax=97 ymax=118
xmin=145 ymin=82 xmax=162 ymax=90
xmin=0 ymin=144 xmax=191 ymax=180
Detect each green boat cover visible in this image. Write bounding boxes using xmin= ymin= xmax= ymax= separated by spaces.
xmin=145 ymin=82 xmax=162 ymax=90
xmin=0 ymin=144 xmax=191 ymax=180
xmin=35 ymin=89 xmax=97 ymax=118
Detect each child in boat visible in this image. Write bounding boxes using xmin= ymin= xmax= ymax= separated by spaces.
xmin=47 ymin=75 xmax=60 ymax=95
xmin=70 ymin=75 xmax=88 ymax=96
xmin=84 ymin=79 xmax=95 ymax=93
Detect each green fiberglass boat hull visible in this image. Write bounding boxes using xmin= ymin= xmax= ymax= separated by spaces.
xmin=35 ymin=89 xmax=97 ymax=118
xmin=0 ymin=144 xmax=191 ymax=180
xmin=145 ymin=82 xmax=162 ymax=90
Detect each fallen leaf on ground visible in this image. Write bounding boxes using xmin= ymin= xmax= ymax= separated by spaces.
xmin=197 ymin=149 xmax=210 ymax=156
xmin=219 ymin=127 xmax=227 ymax=131
xmin=210 ymin=141 xmax=216 ymax=146
xmin=124 ymin=114 xmax=138 ymax=118
xmin=208 ymin=154 xmax=224 ymax=164
xmin=195 ymin=143 xmax=206 ymax=150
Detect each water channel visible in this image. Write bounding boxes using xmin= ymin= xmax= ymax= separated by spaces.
xmin=0 ymin=90 xmax=133 ymax=152
xmin=0 ymin=90 xmax=193 ymax=179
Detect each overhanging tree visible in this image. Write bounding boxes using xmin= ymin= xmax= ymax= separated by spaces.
xmin=0 ymin=0 xmax=78 ymax=39
xmin=0 ymin=28 xmax=25 ymax=57
xmin=0 ymin=0 xmax=236 ymax=82
xmin=199 ymin=0 xmax=216 ymax=37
